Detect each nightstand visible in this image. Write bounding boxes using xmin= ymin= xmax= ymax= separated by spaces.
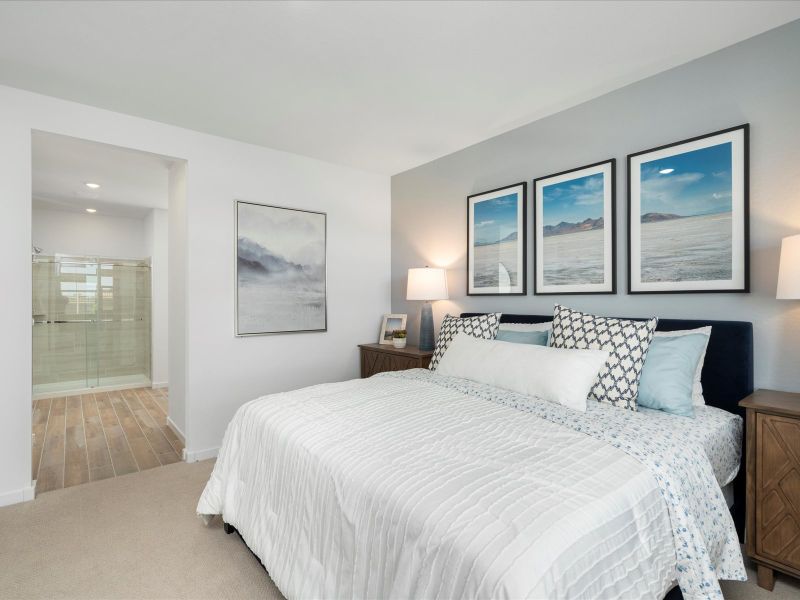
xmin=358 ymin=343 xmax=432 ymax=378
xmin=740 ymin=389 xmax=800 ymax=590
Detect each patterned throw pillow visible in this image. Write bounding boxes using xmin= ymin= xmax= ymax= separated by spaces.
xmin=429 ymin=313 xmax=501 ymax=371
xmin=549 ymin=304 xmax=657 ymax=411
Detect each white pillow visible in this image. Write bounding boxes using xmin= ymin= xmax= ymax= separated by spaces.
xmin=654 ymin=326 xmax=711 ymax=406
xmin=499 ymin=321 xmax=552 ymax=332
xmin=434 ymin=333 xmax=609 ymax=412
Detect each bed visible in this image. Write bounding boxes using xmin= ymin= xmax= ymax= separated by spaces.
xmin=198 ymin=313 xmax=753 ymax=600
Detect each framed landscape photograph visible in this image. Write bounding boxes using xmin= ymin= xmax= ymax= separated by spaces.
xmin=533 ymin=159 xmax=616 ymax=294
xmin=467 ymin=182 xmax=526 ymax=295
xmin=379 ymin=313 xmax=407 ymax=345
xmin=235 ymin=200 xmax=327 ymax=335
xmin=628 ymin=124 xmax=749 ymax=293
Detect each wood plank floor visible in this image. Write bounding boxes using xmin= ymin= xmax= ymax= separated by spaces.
xmin=32 ymin=387 xmax=182 ymax=495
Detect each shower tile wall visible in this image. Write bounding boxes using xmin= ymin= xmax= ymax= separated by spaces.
xmin=33 ymin=256 xmax=151 ymax=394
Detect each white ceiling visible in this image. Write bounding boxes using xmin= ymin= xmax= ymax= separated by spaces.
xmin=32 ymin=131 xmax=173 ymax=219
xmin=3 ymin=1 xmax=800 ymax=175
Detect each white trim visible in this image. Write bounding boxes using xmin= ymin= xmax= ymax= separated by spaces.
xmin=151 ymin=381 xmax=169 ymax=389
xmin=33 ymin=380 xmax=152 ymax=401
xmin=0 ymin=483 xmax=35 ymax=507
xmin=166 ymin=416 xmax=186 ymax=443
xmin=184 ymin=446 xmax=219 ymax=463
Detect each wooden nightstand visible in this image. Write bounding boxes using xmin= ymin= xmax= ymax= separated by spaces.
xmin=740 ymin=389 xmax=800 ymax=590
xmin=358 ymin=343 xmax=432 ymax=378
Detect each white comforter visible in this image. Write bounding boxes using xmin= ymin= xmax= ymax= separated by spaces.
xmin=198 ymin=371 xmax=743 ymax=600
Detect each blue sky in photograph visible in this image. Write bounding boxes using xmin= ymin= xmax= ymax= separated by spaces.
xmin=474 ymin=193 xmax=518 ymax=245
xmin=641 ymin=142 xmax=732 ymax=217
xmin=542 ymin=173 xmax=604 ymax=226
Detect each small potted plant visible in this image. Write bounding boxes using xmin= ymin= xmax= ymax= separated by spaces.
xmin=392 ymin=329 xmax=408 ymax=349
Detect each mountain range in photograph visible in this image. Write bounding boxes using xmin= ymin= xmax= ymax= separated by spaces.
xmin=237 ymin=236 xmax=322 ymax=280
xmin=474 ymin=231 xmax=518 ymax=246
xmin=542 ymin=217 xmax=604 ymax=237
xmin=640 ymin=210 xmax=729 ymax=224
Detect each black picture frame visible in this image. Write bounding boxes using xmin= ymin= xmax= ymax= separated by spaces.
xmin=532 ymin=159 xmax=616 ymax=295
xmin=466 ymin=181 xmax=527 ymax=296
xmin=627 ymin=124 xmax=749 ymax=294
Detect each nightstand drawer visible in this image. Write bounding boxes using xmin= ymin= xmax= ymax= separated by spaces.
xmin=362 ymin=351 xmax=417 ymax=376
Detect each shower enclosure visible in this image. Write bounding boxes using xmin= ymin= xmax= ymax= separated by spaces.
xmin=32 ymin=255 xmax=151 ymax=396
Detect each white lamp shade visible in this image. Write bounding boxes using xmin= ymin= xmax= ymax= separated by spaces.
xmin=407 ymin=267 xmax=448 ymax=301
xmin=777 ymin=234 xmax=800 ymax=299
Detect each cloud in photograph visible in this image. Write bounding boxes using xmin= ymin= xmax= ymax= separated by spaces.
xmin=542 ymin=173 xmax=604 ymax=225
xmin=641 ymin=142 xmax=733 ymax=217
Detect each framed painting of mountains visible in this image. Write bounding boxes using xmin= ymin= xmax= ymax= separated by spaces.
xmin=467 ymin=182 xmax=527 ymax=295
xmin=533 ymin=159 xmax=616 ymax=294
xmin=628 ymin=124 xmax=749 ymax=294
xmin=235 ymin=200 xmax=327 ymax=335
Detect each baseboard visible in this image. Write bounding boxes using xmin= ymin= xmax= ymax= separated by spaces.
xmin=0 ymin=482 xmax=36 ymax=507
xmin=184 ymin=446 xmax=219 ymax=463
xmin=151 ymin=381 xmax=169 ymax=389
xmin=166 ymin=416 xmax=186 ymax=443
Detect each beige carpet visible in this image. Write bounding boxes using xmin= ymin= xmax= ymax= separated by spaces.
xmin=0 ymin=460 xmax=282 ymax=600
xmin=0 ymin=459 xmax=798 ymax=600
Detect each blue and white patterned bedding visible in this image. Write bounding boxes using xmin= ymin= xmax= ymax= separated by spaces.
xmin=637 ymin=404 xmax=742 ymax=488
xmin=386 ymin=369 xmax=746 ymax=599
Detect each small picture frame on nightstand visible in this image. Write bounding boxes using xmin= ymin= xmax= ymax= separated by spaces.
xmin=378 ymin=314 xmax=407 ymax=345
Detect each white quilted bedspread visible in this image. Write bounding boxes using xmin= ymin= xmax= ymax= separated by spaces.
xmin=198 ymin=371 xmax=741 ymax=599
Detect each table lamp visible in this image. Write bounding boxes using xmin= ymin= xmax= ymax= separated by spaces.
xmin=777 ymin=234 xmax=800 ymax=299
xmin=406 ymin=267 xmax=448 ymax=351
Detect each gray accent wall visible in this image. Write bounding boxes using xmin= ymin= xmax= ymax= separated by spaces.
xmin=391 ymin=19 xmax=800 ymax=392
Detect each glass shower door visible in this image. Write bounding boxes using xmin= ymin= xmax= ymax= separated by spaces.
xmin=32 ymin=256 xmax=99 ymax=393
xmin=32 ymin=255 xmax=151 ymax=396
xmin=96 ymin=259 xmax=151 ymax=388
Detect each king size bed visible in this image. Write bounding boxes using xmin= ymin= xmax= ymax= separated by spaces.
xmin=197 ymin=313 xmax=753 ymax=600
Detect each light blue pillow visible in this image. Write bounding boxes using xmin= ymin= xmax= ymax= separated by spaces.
xmin=638 ymin=333 xmax=708 ymax=417
xmin=495 ymin=329 xmax=549 ymax=346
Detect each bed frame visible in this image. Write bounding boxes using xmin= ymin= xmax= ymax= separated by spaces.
xmin=225 ymin=312 xmax=753 ymax=599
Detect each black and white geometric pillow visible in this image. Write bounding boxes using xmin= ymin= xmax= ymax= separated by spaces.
xmin=549 ymin=304 xmax=657 ymax=411
xmin=429 ymin=313 xmax=501 ymax=371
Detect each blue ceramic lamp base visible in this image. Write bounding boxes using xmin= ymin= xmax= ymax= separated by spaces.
xmin=419 ymin=302 xmax=435 ymax=351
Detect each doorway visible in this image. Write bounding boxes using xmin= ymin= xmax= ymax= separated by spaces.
xmin=30 ymin=131 xmax=184 ymax=494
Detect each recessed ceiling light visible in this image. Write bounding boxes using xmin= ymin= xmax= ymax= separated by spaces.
xmin=85 ymin=208 xmax=97 ymax=213
xmin=658 ymin=168 xmax=674 ymax=174
xmin=85 ymin=182 xmax=101 ymax=189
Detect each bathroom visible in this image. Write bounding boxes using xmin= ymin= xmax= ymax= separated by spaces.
xmin=31 ymin=131 xmax=183 ymax=493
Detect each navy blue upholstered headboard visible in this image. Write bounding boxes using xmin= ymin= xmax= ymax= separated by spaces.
xmin=461 ymin=312 xmax=754 ymax=539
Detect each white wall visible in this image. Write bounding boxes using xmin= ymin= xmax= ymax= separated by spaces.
xmin=144 ymin=208 xmax=169 ymax=387
xmin=0 ymin=84 xmax=391 ymax=505
xmin=32 ymin=207 xmax=147 ymax=258
xmin=167 ymin=163 xmax=187 ymax=439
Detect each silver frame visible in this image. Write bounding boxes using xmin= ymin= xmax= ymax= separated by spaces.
xmin=234 ymin=200 xmax=328 ymax=337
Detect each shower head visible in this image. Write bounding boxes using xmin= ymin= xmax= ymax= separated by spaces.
xmin=32 ymin=245 xmax=43 ymax=255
